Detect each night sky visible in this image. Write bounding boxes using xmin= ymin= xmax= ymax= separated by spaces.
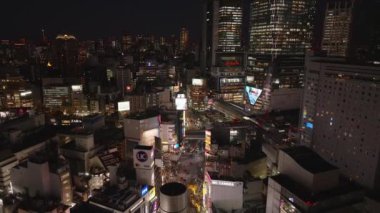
xmin=0 ymin=0 xmax=203 ymax=41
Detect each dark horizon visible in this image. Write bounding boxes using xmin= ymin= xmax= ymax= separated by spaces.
xmin=0 ymin=0 xmax=203 ymax=41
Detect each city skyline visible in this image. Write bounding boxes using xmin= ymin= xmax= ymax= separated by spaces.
xmin=0 ymin=0 xmax=203 ymax=40
xmin=0 ymin=0 xmax=379 ymax=212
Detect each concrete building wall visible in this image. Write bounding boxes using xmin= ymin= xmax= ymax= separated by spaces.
xmin=11 ymin=161 xmax=50 ymax=197
xmin=124 ymin=116 xmax=160 ymax=143
xmin=160 ymin=123 xmax=176 ymax=144
xmin=210 ymin=180 xmax=243 ymax=212
xmin=124 ymin=119 xmax=141 ymax=140
xmin=136 ymin=168 xmax=155 ymax=186
xmin=278 ymin=150 xmax=314 ymax=191
xmin=313 ymin=170 xmax=340 ymax=192
xmin=0 ymin=155 xmax=18 ymax=189
xmin=301 ymin=57 xmax=380 ymax=190
xmin=74 ymin=134 xmax=94 ymax=151
xmin=270 ymin=88 xmax=301 ymax=111
xmin=265 ymin=178 xmax=281 ymax=213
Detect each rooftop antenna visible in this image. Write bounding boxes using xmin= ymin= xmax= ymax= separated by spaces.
xmin=41 ymin=28 xmax=46 ymax=41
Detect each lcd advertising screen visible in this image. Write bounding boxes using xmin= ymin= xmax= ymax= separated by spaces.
xmin=71 ymin=85 xmax=83 ymax=92
xmin=175 ymin=94 xmax=187 ymax=110
xmin=245 ymin=86 xmax=262 ymax=105
xmin=192 ymin=78 xmax=204 ymax=86
xmin=117 ymin=101 xmax=130 ymax=112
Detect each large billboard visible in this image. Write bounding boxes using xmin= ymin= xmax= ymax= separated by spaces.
xmin=192 ymin=78 xmax=204 ymax=86
xmin=245 ymin=86 xmax=262 ymax=105
xmin=205 ymin=130 xmax=211 ymax=153
xmin=175 ymin=94 xmax=187 ymax=110
xmin=71 ymin=85 xmax=83 ymax=92
xmin=133 ymin=146 xmax=154 ymax=169
xmin=246 ymin=76 xmax=254 ymax=84
xmin=20 ymin=90 xmax=32 ymax=97
xmin=118 ymin=101 xmax=130 ymax=112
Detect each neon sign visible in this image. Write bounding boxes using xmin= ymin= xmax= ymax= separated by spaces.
xmin=224 ymin=60 xmax=240 ymax=66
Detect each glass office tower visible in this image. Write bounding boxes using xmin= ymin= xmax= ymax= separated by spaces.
xmin=249 ymin=0 xmax=313 ymax=56
xmin=217 ymin=0 xmax=243 ymax=53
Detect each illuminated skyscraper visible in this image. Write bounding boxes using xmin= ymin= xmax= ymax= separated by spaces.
xmin=202 ymin=0 xmax=245 ymax=104
xmin=179 ymin=27 xmax=189 ymax=52
xmin=202 ymin=0 xmax=243 ymax=69
xmin=0 ymin=74 xmax=34 ymax=109
xmin=249 ymin=0 xmax=313 ymax=56
xmin=217 ymin=0 xmax=242 ymax=53
xmin=321 ymin=0 xmax=353 ymax=57
xmin=122 ymin=33 xmax=134 ymax=52
xmin=321 ymin=0 xmax=380 ymax=60
xmin=247 ymin=0 xmax=315 ymax=113
xmin=52 ymin=34 xmax=79 ymax=78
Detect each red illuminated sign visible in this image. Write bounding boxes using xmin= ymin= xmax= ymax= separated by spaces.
xmin=224 ymin=60 xmax=240 ymax=66
xmin=305 ymin=201 xmax=315 ymax=207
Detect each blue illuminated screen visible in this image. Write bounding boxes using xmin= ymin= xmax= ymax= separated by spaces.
xmin=305 ymin=122 xmax=313 ymax=129
xmin=245 ymin=86 xmax=262 ymax=105
xmin=141 ymin=185 xmax=148 ymax=196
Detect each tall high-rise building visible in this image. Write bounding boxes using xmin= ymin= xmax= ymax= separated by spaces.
xmin=179 ymin=27 xmax=189 ymax=52
xmin=202 ymin=0 xmax=243 ymax=69
xmin=300 ymin=55 xmax=380 ymax=190
xmin=321 ymin=0 xmax=353 ymax=57
xmin=202 ymin=0 xmax=245 ymax=104
xmin=0 ymin=74 xmax=34 ymax=109
xmin=321 ymin=0 xmax=380 ymax=59
xmin=52 ymin=34 xmax=79 ymax=78
xmin=249 ymin=0 xmax=314 ymax=56
xmin=122 ymin=33 xmax=134 ymax=52
xmin=246 ymin=0 xmax=315 ymax=113
xmin=217 ymin=0 xmax=242 ymax=53
xmin=245 ymin=55 xmax=304 ymax=113
xmin=188 ymin=78 xmax=208 ymax=111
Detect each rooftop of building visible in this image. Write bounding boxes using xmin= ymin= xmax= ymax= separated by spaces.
xmin=254 ymin=109 xmax=300 ymax=128
xmin=83 ymin=113 xmax=104 ymax=120
xmin=134 ymin=145 xmax=153 ymax=150
xmin=0 ymin=149 xmax=15 ymax=162
xmin=310 ymin=56 xmax=380 ymax=68
xmin=42 ymin=83 xmax=71 ymax=88
xmin=271 ymin=175 xmax=363 ymax=204
xmin=208 ymin=172 xmax=244 ymax=183
xmin=125 ymin=110 xmax=160 ymax=120
xmin=59 ymin=126 xmax=94 ymax=136
xmin=89 ymin=186 xmax=141 ymax=212
xmin=160 ymin=182 xmax=187 ymax=196
xmin=59 ymin=127 xmax=124 ymax=153
xmin=12 ymin=126 xmax=57 ymax=153
xmin=56 ymin=34 xmax=76 ymax=40
xmin=213 ymin=100 xmax=250 ymax=117
xmin=60 ymin=140 xmax=89 ymax=153
xmin=282 ymin=146 xmax=338 ymax=173
xmin=18 ymin=197 xmax=70 ymax=212
xmin=98 ymin=152 xmax=120 ymax=167
xmin=12 ymin=152 xmax=69 ymax=173
xmin=94 ymin=127 xmax=124 ymax=143
xmin=212 ymin=120 xmax=251 ymax=128
xmin=71 ymin=202 xmax=113 ymax=213
xmin=0 ymin=113 xmax=42 ymax=131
